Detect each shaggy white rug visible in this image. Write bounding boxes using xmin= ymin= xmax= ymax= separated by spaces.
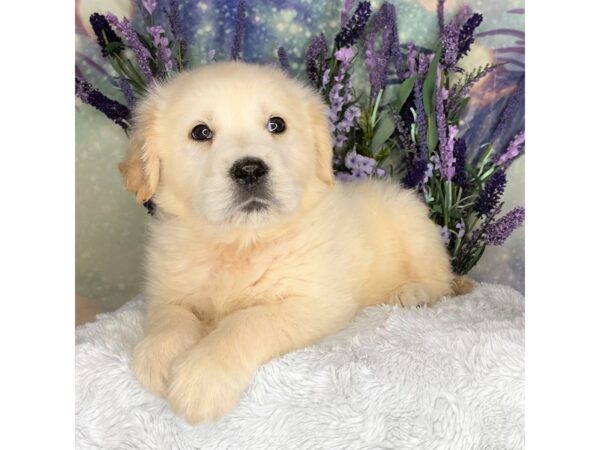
xmin=75 ymin=283 xmax=524 ymax=450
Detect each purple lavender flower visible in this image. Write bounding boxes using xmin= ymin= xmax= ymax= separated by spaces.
xmin=457 ymin=13 xmax=483 ymax=59
xmin=414 ymin=79 xmax=429 ymax=157
xmin=336 ymin=172 xmax=356 ymax=182
xmin=341 ymin=0 xmax=356 ymax=26
xmin=437 ymin=0 xmax=445 ymax=34
xmin=364 ymin=2 xmax=400 ymax=99
xmin=425 ymin=162 xmax=434 ymax=181
xmin=231 ymin=0 xmax=246 ymax=60
xmin=436 ymin=67 xmax=457 ymax=180
xmin=440 ymin=226 xmax=450 ymax=245
xmin=89 ymin=13 xmax=123 ymax=58
xmin=277 ymin=46 xmax=291 ymax=72
xmin=118 ymin=78 xmax=136 ymax=109
xmin=106 ymin=13 xmax=153 ymax=83
xmin=403 ymin=158 xmax=428 ymax=189
xmin=344 ymin=105 xmax=361 ymax=122
xmin=452 ymin=137 xmax=469 ymax=188
xmin=147 ymin=26 xmax=173 ymax=73
xmin=340 ymin=150 xmax=385 ymax=180
xmin=431 ymin=153 xmax=441 ymax=171
xmin=413 ymin=52 xmax=432 ymax=158
xmin=484 ymin=207 xmax=525 ymax=246
xmin=474 ymin=170 xmax=507 ymax=215
xmin=165 ymin=0 xmax=187 ymax=69
xmin=334 ymin=134 xmax=349 ymax=149
xmin=496 ymin=130 xmax=525 ymax=167
xmin=327 ymin=49 xmax=360 ymax=148
xmin=334 ymin=1 xmax=371 ymax=49
xmin=305 ymin=33 xmax=328 ymax=87
xmin=335 ymin=47 xmax=355 ymax=65
xmin=440 ymin=125 xmax=458 ymax=180
xmin=75 ymin=77 xmax=130 ymax=130
xmin=405 ymin=44 xmax=418 ymax=77
xmin=441 ymin=21 xmax=460 ymax=68
xmin=142 ymin=0 xmax=157 ymax=15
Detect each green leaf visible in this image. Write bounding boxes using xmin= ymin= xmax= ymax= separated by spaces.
xmin=388 ymin=76 xmax=417 ymax=111
xmin=371 ymin=113 xmax=396 ymax=154
xmin=422 ymin=46 xmax=442 ymax=117
xmin=427 ymin=115 xmax=439 ymax=151
xmin=448 ymin=209 xmax=462 ymax=219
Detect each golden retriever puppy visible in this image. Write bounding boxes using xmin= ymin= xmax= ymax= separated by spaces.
xmin=120 ymin=62 xmax=459 ymax=424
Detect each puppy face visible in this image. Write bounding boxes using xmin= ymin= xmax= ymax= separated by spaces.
xmin=119 ymin=62 xmax=333 ymax=228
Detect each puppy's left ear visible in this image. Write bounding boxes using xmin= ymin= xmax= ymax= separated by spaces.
xmin=118 ymin=91 xmax=162 ymax=204
xmin=307 ymin=95 xmax=334 ymax=186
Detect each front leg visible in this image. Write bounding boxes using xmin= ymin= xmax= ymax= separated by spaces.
xmin=131 ymin=303 xmax=211 ymax=397
xmin=166 ymin=296 xmax=358 ymax=424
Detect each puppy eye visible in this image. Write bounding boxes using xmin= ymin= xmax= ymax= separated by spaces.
xmin=191 ymin=124 xmax=213 ymax=141
xmin=267 ymin=117 xmax=286 ymax=134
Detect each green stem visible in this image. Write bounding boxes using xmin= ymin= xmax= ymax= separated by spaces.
xmin=370 ymin=90 xmax=383 ymax=129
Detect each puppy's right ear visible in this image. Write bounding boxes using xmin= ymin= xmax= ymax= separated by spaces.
xmin=118 ymin=91 xmax=162 ymax=204
xmin=307 ymin=94 xmax=334 ymax=186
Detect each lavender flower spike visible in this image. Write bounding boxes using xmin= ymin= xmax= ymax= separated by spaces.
xmin=414 ymin=79 xmax=429 ymax=157
xmin=89 ymin=13 xmax=122 ymax=57
xmin=118 ymin=78 xmax=136 ymax=109
xmin=474 ymin=170 xmax=507 ymax=215
xmin=457 ymin=13 xmax=483 ymax=59
xmin=147 ymin=26 xmax=174 ymax=73
xmin=334 ymin=1 xmax=371 ymax=49
xmin=496 ymin=130 xmax=525 ymax=167
xmin=231 ymin=0 xmax=246 ymax=60
xmin=142 ymin=0 xmax=157 ymax=15
xmin=364 ymin=2 xmax=400 ymax=99
xmin=75 ymin=77 xmax=130 ymax=130
xmin=305 ymin=33 xmax=328 ymax=87
xmin=437 ymin=0 xmax=445 ymax=34
xmin=403 ymin=158 xmax=428 ymax=189
xmin=166 ymin=0 xmax=187 ymax=69
xmin=341 ymin=0 xmax=356 ymax=26
xmin=106 ymin=13 xmax=153 ymax=83
xmin=436 ymin=67 xmax=457 ymax=180
xmin=441 ymin=21 xmax=460 ymax=68
xmin=277 ymin=46 xmax=291 ymax=72
xmin=452 ymin=137 xmax=469 ymax=188
xmin=484 ymin=207 xmax=525 ymax=246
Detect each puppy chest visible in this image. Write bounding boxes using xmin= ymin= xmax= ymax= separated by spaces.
xmin=156 ymin=248 xmax=283 ymax=319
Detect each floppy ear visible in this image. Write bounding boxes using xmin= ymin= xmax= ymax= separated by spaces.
xmin=307 ymin=95 xmax=334 ymax=186
xmin=118 ymin=92 xmax=161 ymax=204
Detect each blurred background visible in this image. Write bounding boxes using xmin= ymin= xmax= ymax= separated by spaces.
xmin=75 ymin=0 xmax=524 ymax=313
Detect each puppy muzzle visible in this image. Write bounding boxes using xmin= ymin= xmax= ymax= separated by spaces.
xmin=229 ymin=157 xmax=272 ymax=212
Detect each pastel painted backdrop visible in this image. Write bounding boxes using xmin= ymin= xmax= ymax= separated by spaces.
xmin=76 ymin=0 xmax=524 ymax=311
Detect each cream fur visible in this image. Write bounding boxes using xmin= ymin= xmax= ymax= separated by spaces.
xmin=121 ymin=62 xmax=455 ymax=424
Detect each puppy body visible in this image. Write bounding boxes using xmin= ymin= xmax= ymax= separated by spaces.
xmin=124 ymin=62 xmax=454 ymax=424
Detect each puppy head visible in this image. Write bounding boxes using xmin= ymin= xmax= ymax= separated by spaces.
xmin=119 ymin=62 xmax=333 ymax=228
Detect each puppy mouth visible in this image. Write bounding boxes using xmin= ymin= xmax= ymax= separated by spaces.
xmin=238 ymin=197 xmax=271 ymax=213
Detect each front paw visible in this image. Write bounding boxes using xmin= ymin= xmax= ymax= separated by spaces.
xmin=131 ymin=329 xmax=200 ymax=397
xmin=166 ymin=347 xmax=250 ymax=424
xmin=131 ymin=336 xmax=172 ymax=396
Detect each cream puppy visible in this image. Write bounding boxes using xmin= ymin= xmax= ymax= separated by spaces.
xmin=120 ymin=62 xmax=462 ymax=424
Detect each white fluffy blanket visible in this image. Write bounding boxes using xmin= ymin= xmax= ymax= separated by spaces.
xmin=76 ymin=284 xmax=524 ymax=450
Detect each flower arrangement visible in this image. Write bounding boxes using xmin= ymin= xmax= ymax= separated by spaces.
xmin=75 ymin=0 xmax=524 ymax=276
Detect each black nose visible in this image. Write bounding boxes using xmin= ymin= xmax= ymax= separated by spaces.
xmin=230 ymin=157 xmax=269 ymax=189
